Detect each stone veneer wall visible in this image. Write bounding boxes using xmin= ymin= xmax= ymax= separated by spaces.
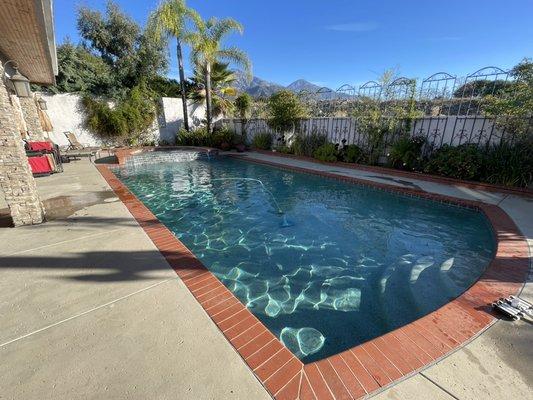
xmin=19 ymin=95 xmax=45 ymax=140
xmin=0 ymin=61 xmax=45 ymax=226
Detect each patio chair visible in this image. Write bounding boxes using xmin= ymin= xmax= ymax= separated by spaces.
xmin=64 ymin=131 xmax=101 ymax=152
xmin=63 ymin=131 xmax=100 ymax=162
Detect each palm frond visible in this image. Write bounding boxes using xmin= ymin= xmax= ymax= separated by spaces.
xmin=147 ymin=0 xmax=201 ymax=46
xmin=211 ymin=18 xmax=243 ymax=42
xmin=188 ymin=8 xmax=206 ymax=34
xmin=217 ymin=47 xmax=252 ymax=78
xmin=189 ymin=47 xmax=205 ymax=67
xmin=193 ymin=62 xmax=235 ymax=87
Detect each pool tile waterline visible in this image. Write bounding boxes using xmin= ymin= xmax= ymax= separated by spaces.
xmin=97 ymin=157 xmax=529 ymax=400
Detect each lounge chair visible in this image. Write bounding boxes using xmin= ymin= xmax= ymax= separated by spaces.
xmin=64 ymin=131 xmax=101 ymax=152
xmin=63 ymin=131 xmax=100 ymax=161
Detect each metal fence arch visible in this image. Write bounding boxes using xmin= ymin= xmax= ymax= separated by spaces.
xmin=221 ymin=64 xmax=531 ymax=159
xmin=451 ymin=66 xmax=511 ymax=145
xmin=358 ymin=80 xmax=382 ymax=99
xmin=386 ymin=77 xmax=416 ymax=100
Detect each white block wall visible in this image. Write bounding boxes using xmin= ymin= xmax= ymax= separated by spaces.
xmin=41 ymin=93 xmax=207 ymax=147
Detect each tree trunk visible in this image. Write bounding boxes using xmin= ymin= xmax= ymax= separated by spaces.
xmin=204 ymin=62 xmax=213 ymax=134
xmin=177 ymin=40 xmax=189 ymax=132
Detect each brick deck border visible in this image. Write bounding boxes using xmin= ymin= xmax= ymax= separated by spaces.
xmin=96 ymin=155 xmax=529 ymax=400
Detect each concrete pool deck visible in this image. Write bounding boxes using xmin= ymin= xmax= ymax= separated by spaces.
xmin=0 ymin=153 xmax=531 ymax=399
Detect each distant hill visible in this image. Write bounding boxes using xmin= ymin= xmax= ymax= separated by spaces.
xmin=234 ymin=72 xmax=353 ymax=99
xmin=234 ymin=71 xmax=284 ymax=97
xmin=286 ymin=79 xmax=324 ymax=93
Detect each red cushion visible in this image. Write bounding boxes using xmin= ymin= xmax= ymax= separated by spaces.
xmin=28 ymin=155 xmax=52 ymax=174
xmin=27 ymin=141 xmax=53 ymax=152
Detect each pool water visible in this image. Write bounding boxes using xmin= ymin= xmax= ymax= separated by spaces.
xmin=115 ymin=156 xmax=495 ymax=362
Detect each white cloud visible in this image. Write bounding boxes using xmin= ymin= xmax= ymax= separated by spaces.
xmin=325 ymin=22 xmax=378 ymax=32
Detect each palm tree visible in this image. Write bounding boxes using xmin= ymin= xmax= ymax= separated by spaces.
xmin=147 ymin=0 xmax=199 ymax=131
xmin=189 ymin=62 xmax=238 ymax=118
xmin=185 ymin=16 xmax=251 ymax=133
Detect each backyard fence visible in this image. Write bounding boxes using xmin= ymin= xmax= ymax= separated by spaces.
xmin=220 ymin=65 xmax=532 ymax=157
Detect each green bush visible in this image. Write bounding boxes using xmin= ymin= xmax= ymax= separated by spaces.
xmin=277 ymin=145 xmax=293 ymax=154
xmin=175 ymin=127 xmax=238 ymax=149
xmin=424 ymin=144 xmax=484 ymax=181
xmin=175 ymin=127 xmax=211 ymax=146
xmin=313 ymin=143 xmax=338 ymax=162
xmin=388 ymin=136 xmax=426 ymax=170
xmin=481 ymin=140 xmax=533 ymax=187
xmin=252 ymin=133 xmax=273 ymax=150
xmin=292 ymin=132 xmax=328 ymax=157
xmin=82 ymin=82 xmax=156 ymax=145
xmin=234 ymin=93 xmax=252 ymax=119
xmin=212 ymin=127 xmax=237 ymax=148
xmin=267 ymin=90 xmax=307 ymax=131
xmin=341 ymin=144 xmax=366 ymax=163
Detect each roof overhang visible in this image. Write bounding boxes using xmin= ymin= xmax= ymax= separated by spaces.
xmin=0 ymin=0 xmax=57 ymax=85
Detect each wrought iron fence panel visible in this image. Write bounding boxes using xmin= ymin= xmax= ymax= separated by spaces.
xmin=359 ymin=80 xmax=382 ymax=100
xmin=315 ymin=87 xmax=335 ymax=117
xmin=416 ymin=72 xmax=457 ymax=150
xmin=334 ymin=84 xmax=357 ymax=117
xmin=218 ymin=65 xmax=531 ymax=157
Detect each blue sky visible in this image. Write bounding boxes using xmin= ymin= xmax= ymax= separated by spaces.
xmin=53 ymin=0 xmax=532 ymax=89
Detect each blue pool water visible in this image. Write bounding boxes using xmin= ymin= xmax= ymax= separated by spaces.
xmin=115 ymin=156 xmax=495 ymax=362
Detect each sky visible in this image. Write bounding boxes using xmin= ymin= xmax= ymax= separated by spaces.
xmin=53 ymin=0 xmax=533 ymax=89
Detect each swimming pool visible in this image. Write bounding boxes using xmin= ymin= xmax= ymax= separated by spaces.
xmin=114 ymin=156 xmax=495 ymax=363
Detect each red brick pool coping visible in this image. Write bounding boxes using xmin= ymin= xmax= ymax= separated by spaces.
xmin=96 ymin=158 xmax=529 ymax=400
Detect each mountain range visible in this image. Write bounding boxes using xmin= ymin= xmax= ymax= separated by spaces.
xmin=234 ymin=71 xmax=334 ymax=98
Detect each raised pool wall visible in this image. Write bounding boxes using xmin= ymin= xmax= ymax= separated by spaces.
xmin=114 ymin=147 xmax=218 ymax=166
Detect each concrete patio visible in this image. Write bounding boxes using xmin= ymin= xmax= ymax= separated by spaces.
xmin=0 ymin=154 xmax=531 ymax=399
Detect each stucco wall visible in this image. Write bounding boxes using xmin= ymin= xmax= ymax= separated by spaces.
xmin=42 ymin=93 xmax=207 ymax=147
xmin=158 ymin=97 xmax=207 ymax=144
xmin=42 ymin=93 xmax=98 ymax=146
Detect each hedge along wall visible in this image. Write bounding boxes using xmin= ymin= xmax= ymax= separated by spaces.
xmin=41 ymin=93 xmax=207 ymax=147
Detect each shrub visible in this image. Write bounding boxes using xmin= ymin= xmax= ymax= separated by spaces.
xmin=313 ymin=143 xmax=338 ymax=162
xmin=481 ymin=140 xmax=533 ymax=187
xmin=341 ymin=144 xmax=365 ymax=164
xmin=424 ymin=144 xmax=484 ymax=181
xmin=267 ymin=90 xmax=307 ymax=131
xmin=277 ymin=145 xmax=293 ymax=154
xmin=388 ymin=136 xmax=426 ymax=170
xmin=252 ymin=133 xmax=273 ymax=150
xmin=212 ymin=127 xmax=237 ymax=148
xmin=81 ymin=82 xmax=157 ymax=146
xmin=234 ymin=93 xmax=252 ymax=119
xmin=292 ymin=132 xmax=328 ymax=157
xmin=175 ymin=127 xmax=211 ymax=146
xmin=175 ymin=127 xmax=239 ymax=149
